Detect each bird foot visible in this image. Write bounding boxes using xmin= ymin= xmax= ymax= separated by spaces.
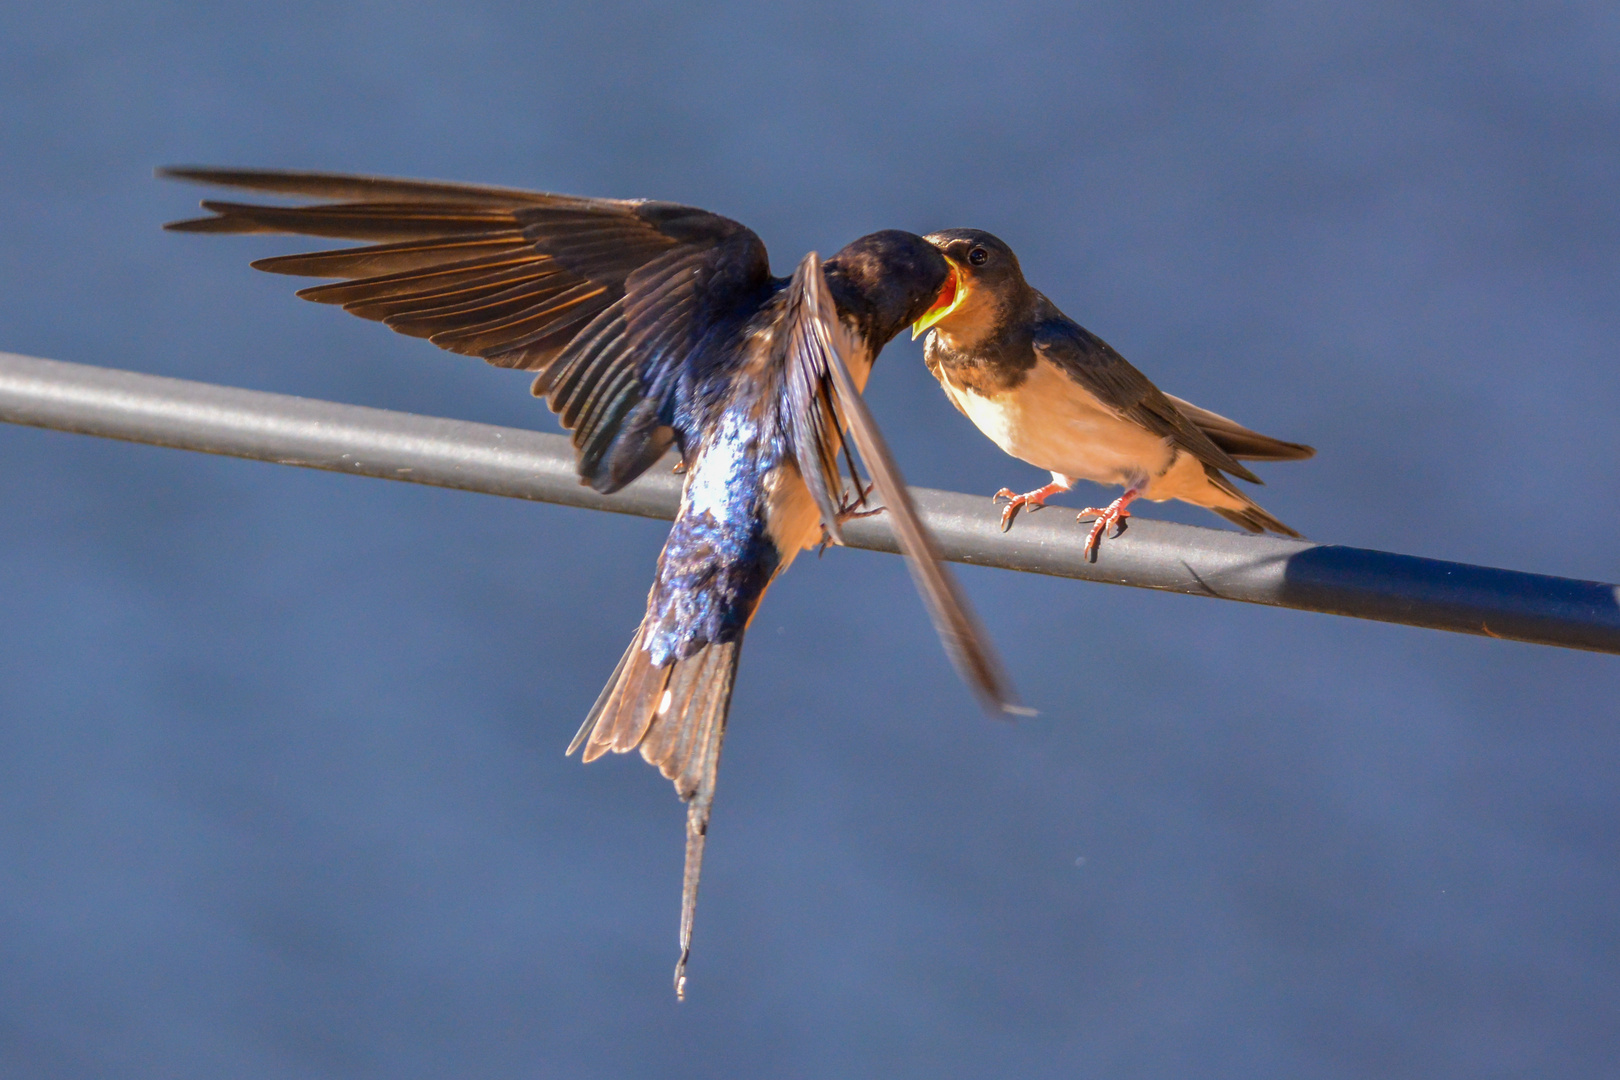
xmin=837 ymin=480 xmax=879 ymax=519
xmin=1076 ymin=489 xmax=1139 ymax=561
xmin=818 ymin=483 xmax=885 ymax=555
xmin=992 ymin=482 xmax=1069 ymax=532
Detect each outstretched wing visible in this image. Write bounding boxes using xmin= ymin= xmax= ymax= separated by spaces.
xmin=781 ymin=253 xmax=1027 ymax=717
xmin=161 ymin=167 xmax=771 ymax=493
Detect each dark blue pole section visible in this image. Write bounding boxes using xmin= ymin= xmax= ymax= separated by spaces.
xmin=2 ymin=350 xmax=1617 ymax=654
xmin=1277 ymin=545 xmax=1620 ymax=651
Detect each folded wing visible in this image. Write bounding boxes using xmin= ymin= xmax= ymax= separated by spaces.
xmin=1033 ymin=324 xmax=1265 ymax=485
xmin=1162 ymin=393 xmax=1315 ymax=463
xmin=781 ymin=254 xmax=1027 ymax=718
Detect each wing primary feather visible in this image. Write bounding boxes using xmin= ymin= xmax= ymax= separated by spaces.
xmin=1033 ymin=329 xmax=1262 ymax=484
xmin=295 ymin=251 xmax=554 ymax=304
xmin=176 ymin=199 xmax=519 ymax=241
xmin=792 ymin=253 xmax=1027 ymax=717
xmin=471 ymin=297 xmax=612 ymax=360
xmin=784 ymin=353 xmax=845 ymax=539
xmin=376 ymin=271 xmax=575 ymax=327
xmin=825 ymin=379 xmax=865 ymax=506
xmin=252 ymin=234 xmax=531 ymax=278
xmin=338 ymin=267 xmax=568 ymax=323
xmin=425 ymin=282 xmax=608 ymax=353
xmin=567 ymin=359 xmax=640 ymax=438
xmin=541 ymin=305 xmax=629 ymax=406
xmin=158 ymin=166 xmax=562 ymax=205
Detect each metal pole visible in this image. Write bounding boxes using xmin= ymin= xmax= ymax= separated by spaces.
xmin=2 ymin=350 xmax=1616 ymax=655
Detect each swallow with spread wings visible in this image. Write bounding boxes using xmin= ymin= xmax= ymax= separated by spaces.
xmin=162 ymin=168 xmax=1026 ymax=997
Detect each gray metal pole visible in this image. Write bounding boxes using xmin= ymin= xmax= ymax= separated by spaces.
xmin=2 ymin=350 xmax=1616 ymax=655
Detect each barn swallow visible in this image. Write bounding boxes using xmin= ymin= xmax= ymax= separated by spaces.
xmin=161 ymin=169 xmax=1023 ymax=997
xmin=912 ymin=229 xmax=1313 ymax=558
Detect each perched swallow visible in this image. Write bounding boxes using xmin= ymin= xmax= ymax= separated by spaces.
xmin=162 ymin=169 xmax=1022 ymax=997
xmin=912 ymin=229 xmax=1314 ymax=558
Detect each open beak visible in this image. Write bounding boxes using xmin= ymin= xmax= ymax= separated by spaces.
xmin=911 ymin=257 xmax=969 ymax=339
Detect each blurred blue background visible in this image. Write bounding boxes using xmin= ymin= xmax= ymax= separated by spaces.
xmin=1 ymin=3 xmax=1617 ymax=1077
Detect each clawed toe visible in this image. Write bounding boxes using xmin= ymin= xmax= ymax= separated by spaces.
xmin=1075 ymin=488 xmax=1140 ymax=561
xmin=837 ymin=479 xmax=878 ymax=518
xmin=1076 ymin=507 xmax=1129 ymax=559
xmin=818 ymin=483 xmax=887 ymax=555
xmin=992 ymin=484 xmax=1062 ymax=532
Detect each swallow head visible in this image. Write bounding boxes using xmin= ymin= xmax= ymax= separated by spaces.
xmin=914 ymin=229 xmax=1026 ymax=347
xmin=823 ymin=230 xmax=954 ymax=345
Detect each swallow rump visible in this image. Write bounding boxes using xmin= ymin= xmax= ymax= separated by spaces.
xmin=915 ymin=228 xmax=1314 ymax=560
xmin=163 ymin=169 xmax=1023 ymax=997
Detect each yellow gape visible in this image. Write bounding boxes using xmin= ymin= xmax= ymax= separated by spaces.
xmin=911 ymin=257 xmax=969 ymax=338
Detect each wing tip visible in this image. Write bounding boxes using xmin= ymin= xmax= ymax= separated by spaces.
xmin=161 ymin=216 xmax=215 ymax=233
xmin=156 ymin=164 xmax=330 ymax=188
xmin=1230 ymin=442 xmax=1316 ymax=463
xmin=162 ymin=197 xmax=272 ymax=234
xmin=1229 ymin=461 xmax=1263 ymax=485
xmin=162 ymin=215 xmax=259 ymax=234
xmin=157 ymin=165 xmax=268 ymax=190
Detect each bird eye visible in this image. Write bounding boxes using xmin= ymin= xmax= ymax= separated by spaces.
xmin=968 ymin=247 xmax=988 ymax=266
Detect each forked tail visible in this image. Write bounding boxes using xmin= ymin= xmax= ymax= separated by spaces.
xmin=568 ymin=628 xmax=743 ymax=999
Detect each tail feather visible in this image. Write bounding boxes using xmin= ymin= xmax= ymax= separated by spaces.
xmin=578 ymin=630 xmax=668 ymax=761
xmin=1212 ymin=503 xmax=1301 ymax=537
xmin=639 ymin=643 xmax=736 ymax=795
xmin=1203 ymin=466 xmax=1303 ymax=538
xmin=567 ymin=638 xmax=636 ymax=757
xmin=570 ymin=628 xmax=742 ymax=999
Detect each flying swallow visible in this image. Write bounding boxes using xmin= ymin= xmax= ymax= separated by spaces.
xmin=161 ymin=169 xmax=1023 ymax=997
xmin=911 ymin=229 xmax=1314 ymax=558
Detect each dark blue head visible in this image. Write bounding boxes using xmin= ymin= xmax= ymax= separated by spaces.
xmin=822 ymin=230 xmax=954 ymax=347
